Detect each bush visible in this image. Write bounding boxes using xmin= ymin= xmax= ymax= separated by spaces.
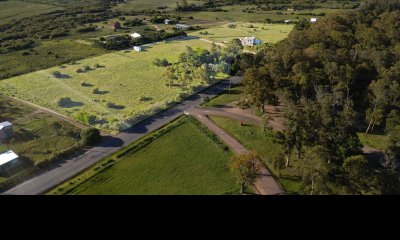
xmin=227 ymin=24 xmax=236 ymax=29
xmin=92 ymin=87 xmax=99 ymax=94
xmin=75 ymin=112 xmax=97 ymax=125
xmin=76 ymin=68 xmax=84 ymax=73
xmin=52 ymin=71 xmax=62 ymax=78
xmin=80 ymin=128 xmax=101 ymax=145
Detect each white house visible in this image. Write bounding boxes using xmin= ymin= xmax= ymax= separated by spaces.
xmin=130 ymin=32 xmax=141 ymax=39
xmin=0 ymin=121 xmax=13 ymax=141
xmin=164 ymin=19 xmax=172 ymax=25
xmin=310 ymin=18 xmax=318 ymax=23
xmin=133 ymin=46 xmax=142 ymax=52
xmin=175 ymin=24 xmax=190 ymax=30
xmin=239 ymin=37 xmax=262 ymax=47
xmin=0 ymin=150 xmax=19 ymax=172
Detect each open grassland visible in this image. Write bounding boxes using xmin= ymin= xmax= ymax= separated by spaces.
xmin=0 ymin=39 xmax=212 ymax=131
xmin=48 ymin=117 xmax=238 ymax=195
xmin=193 ymin=22 xmax=293 ymax=44
xmin=0 ymin=0 xmax=63 ymax=24
xmin=180 ymin=4 xmax=345 ymax=22
xmin=0 ymin=95 xmax=81 ymax=165
xmin=113 ymin=0 xmax=200 ymax=11
xmin=209 ymin=116 xmax=302 ymax=194
xmin=0 ymin=39 xmax=108 ymax=80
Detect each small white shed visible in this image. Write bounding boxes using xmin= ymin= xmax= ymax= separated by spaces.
xmin=310 ymin=18 xmax=318 ymax=23
xmin=0 ymin=150 xmax=19 ymax=172
xmin=133 ymin=46 xmax=142 ymax=52
xmin=0 ymin=121 xmax=13 ymax=140
xmin=130 ymin=32 xmax=142 ymax=39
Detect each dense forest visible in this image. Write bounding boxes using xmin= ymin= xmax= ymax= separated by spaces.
xmin=239 ymin=0 xmax=400 ymax=194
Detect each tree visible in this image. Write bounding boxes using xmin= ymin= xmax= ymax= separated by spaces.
xmin=274 ymin=131 xmax=295 ymax=167
xmin=230 ymin=151 xmax=261 ymax=194
xmin=242 ymin=67 xmax=277 ymax=112
xmin=299 ymin=146 xmax=331 ymax=195
xmin=163 ymin=66 xmax=177 ymax=88
xmin=80 ymin=128 xmax=101 ymax=145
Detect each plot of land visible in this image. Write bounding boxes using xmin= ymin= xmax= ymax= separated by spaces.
xmin=0 ymin=96 xmax=81 ymax=165
xmin=192 ymin=23 xmax=293 ymax=44
xmin=0 ymin=0 xmax=62 ymax=24
xmin=0 ymin=39 xmax=108 ymax=80
xmin=112 ymin=0 xmax=200 ymax=11
xmin=0 ymin=39 xmax=213 ymax=131
xmin=49 ymin=117 xmax=237 ymax=195
xmin=209 ymin=116 xmax=302 ymax=194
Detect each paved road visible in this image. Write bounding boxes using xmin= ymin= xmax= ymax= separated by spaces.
xmin=188 ymin=106 xmax=285 ymax=195
xmin=3 ymin=78 xmax=242 ymax=195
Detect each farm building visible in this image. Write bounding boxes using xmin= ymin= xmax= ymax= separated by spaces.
xmin=133 ymin=46 xmax=142 ymax=51
xmin=175 ymin=24 xmax=190 ymax=30
xmin=130 ymin=32 xmax=142 ymax=39
xmin=0 ymin=121 xmax=14 ymax=141
xmin=239 ymin=37 xmax=262 ymax=46
xmin=0 ymin=150 xmax=19 ymax=173
xmin=284 ymin=20 xmax=292 ymax=23
xmin=110 ymin=22 xmax=121 ymax=30
xmin=310 ymin=18 xmax=318 ymax=23
xmin=164 ymin=19 xmax=172 ymax=25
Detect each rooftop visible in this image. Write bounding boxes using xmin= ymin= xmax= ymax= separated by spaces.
xmin=0 ymin=121 xmax=12 ymax=130
xmin=0 ymin=150 xmax=19 ymax=166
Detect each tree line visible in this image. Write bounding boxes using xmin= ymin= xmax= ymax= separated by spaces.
xmin=239 ymin=1 xmax=400 ymax=194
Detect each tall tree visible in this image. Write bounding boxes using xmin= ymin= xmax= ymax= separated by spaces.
xmin=230 ymin=151 xmax=261 ymax=194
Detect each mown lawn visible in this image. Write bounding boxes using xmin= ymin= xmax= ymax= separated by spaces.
xmin=0 ymin=0 xmax=63 ymax=24
xmin=192 ymin=22 xmax=293 ymax=44
xmin=0 ymin=39 xmax=213 ymax=131
xmin=209 ymin=116 xmax=302 ymax=194
xmin=0 ymin=96 xmax=81 ymax=165
xmin=205 ymin=85 xmax=243 ymax=107
xmin=49 ymin=117 xmax=238 ymax=195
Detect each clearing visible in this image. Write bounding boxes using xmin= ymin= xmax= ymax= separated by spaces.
xmin=193 ymin=23 xmax=294 ymax=44
xmin=48 ymin=116 xmax=238 ymax=195
xmin=0 ymin=0 xmax=62 ymax=24
xmin=0 ymin=38 xmax=213 ymax=131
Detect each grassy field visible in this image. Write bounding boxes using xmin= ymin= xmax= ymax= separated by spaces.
xmin=205 ymin=85 xmax=243 ymax=107
xmin=113 ymin=0 xmax=200 ymax=11
xmin=180 ymin=4 xmax=348 ymax=22
xmin=192 ymin=22 xmax=293 ymax=44
xmin=209 ymin=116 xmax=302 ymax=194
xmin=48 ymin=116 xmax=238 ymax=195
xmin=358 ymin=133 xmax=390 ymax=151
xmin=0 ymin=39 xmax=213 ymax=131
xmin=0 ymin=39 xmax=108 ymax=80
xmin=0 ymin=95 xmax=81 ymax=165
xmin=0 ymin=0 xmax=62 ymax=24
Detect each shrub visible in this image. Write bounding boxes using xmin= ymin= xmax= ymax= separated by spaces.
xmin=94 ymin=63 xmax=101 ymax=68
xmin=75 ymin=112 xmax=97 ymax=125
xmin=227 ymin=24 xmax=236 ymax=29
xmin=76 ymin=68 xmax=84 ymax=73
xmin=80 ymin=128 xmax=101 ymax=145
xmin=52 ymin=71 xmax=62 ymax=78
xmin=57 ymin=97 xmax=72 ymax=107
xmin=82 ymin=65 xmax=91 ymax=71
xmin=92 ymin=87 xmax=99 ymax=94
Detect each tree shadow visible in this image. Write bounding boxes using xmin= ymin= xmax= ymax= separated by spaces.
xmin=139 ymin=97 xmax=153 ymax=102
xmin=94 ymin=90 xmax=109 ymax=95
xmin=59 ymin=100 xmax=84 ymax=108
